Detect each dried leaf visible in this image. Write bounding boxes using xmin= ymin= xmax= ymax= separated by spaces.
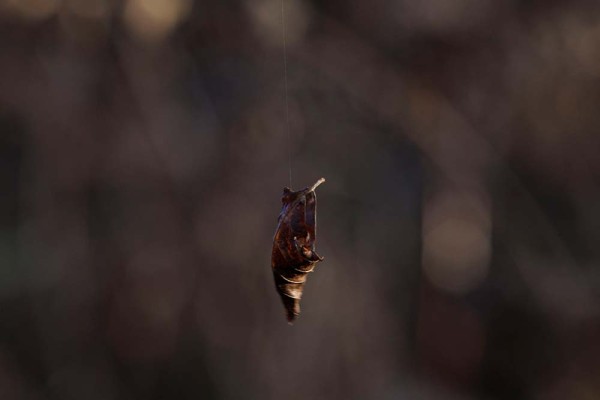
xmin=271 ymin=178 xmax=325 ymax=323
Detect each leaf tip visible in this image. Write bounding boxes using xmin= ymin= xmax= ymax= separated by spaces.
xmin=286 ymin=309 xmax=299 ymax=324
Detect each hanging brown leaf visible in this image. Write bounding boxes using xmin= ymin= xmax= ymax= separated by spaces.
xmin=271 ymin=178 xmax=326 ymax=323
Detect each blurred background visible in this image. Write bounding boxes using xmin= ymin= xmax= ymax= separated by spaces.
xmin=1 ymin=0 xmax=600 ymax=399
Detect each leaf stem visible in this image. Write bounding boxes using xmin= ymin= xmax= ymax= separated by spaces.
xmin=308 ymin=177 xmax=326 ymax=192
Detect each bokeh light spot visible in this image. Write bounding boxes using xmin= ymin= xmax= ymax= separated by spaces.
xmin=123 ymin=0 xmax=192 ymax=43
xmin=422 ymin=190 xmax=491 ymax=294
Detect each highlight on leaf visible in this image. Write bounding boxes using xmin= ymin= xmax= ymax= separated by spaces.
xmin=271 ymin=178 xmax=325 ymax=323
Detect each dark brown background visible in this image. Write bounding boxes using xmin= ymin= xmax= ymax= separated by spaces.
xmin=1 ymin=0 xmax=599 ymax=399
